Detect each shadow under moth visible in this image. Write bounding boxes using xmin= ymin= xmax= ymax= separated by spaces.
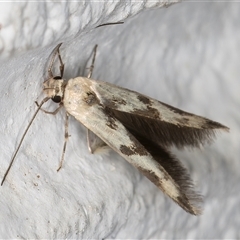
xmin=2 ymin=43 xmax=229 ymax=215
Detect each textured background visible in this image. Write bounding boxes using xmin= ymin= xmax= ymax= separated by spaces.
xmin=0 ymin=1 xmax=239 ymax=238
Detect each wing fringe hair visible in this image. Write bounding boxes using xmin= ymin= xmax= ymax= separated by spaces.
xmin=134 ymin=133 xmax=203 ymax=215
xmin=111 ymin=107 xmax=228 ymax=148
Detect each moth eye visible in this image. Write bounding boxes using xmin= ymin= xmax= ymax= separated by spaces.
xmin=52 ymin=95 xmax=62 ymax=103
xmin=53 ymin=76 xmax=62 ymax=80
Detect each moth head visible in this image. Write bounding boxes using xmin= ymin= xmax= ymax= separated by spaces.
xmin=43 ymin=76 xmax=66 ymax=103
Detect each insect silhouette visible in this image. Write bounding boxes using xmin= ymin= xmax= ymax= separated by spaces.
xmin=2 ymin=43 xmax=229 ymax=215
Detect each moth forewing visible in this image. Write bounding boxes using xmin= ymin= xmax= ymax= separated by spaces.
xmin=90 ymin=79 xmax=229 ymax=148
xmin=63 ymin=77 xmax=203 ymax=215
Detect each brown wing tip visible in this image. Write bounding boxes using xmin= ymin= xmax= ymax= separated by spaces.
xmin=204 ymin=119 xmax=229 ymax=131
xmin=222 ymin=126 xmax=230 ymax=132
xmin=176 ymin=193 xmax=203 ymax=216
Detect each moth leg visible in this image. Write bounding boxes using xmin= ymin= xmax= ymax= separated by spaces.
xmin=87 ymin=129 xmax=94 ymax=153
xmin=57 ymin=113 xmax=70 ymax=171
xmin=87 ymin=129 xmax=108 ymax=154
xmin=56 ymin=45 xmax=65 ymax=78
xmin=48 ymin=43 xmax=63 ymax=78
xmin=35 ymin=101 xmax=62 ymax=115
xmin=87 ymin=45 xmax=98 ymax=78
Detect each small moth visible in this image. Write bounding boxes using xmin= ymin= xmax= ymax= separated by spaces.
xmin=2 ymin=43 xmax=229 ymax=215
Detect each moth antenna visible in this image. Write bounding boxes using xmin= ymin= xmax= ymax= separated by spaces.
xmin=48 ymin=43 xmax=63 ymax=78
xmin=96 ymin=21 xmax=124 ymax=28
xmin=1 ymin=97 xmax=50 ymax=186
xmin=87 ymin=45 xmax=98 ymax=79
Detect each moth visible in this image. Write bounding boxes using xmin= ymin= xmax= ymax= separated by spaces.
xmin=2 ymin=43 xmax=229 ymax=215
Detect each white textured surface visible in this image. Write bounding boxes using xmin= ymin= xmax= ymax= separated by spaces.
xmin=0 ymin=1 xmax=239 ymax=239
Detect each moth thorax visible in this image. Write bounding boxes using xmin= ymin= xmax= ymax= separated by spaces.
xmin=43 ymin=78 xmax=65 ymax=102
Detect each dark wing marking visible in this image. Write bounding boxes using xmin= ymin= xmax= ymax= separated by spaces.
xmin=106 ymin=108 xmax=225 ymax=148
xmin=93 ymin=80 xmax=229 ymax=148
xmin=131 ymin=132 xmax=202 ymax=215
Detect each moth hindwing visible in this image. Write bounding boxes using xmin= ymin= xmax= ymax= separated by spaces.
xmin=2 ymin=43 xmax=229 ymax=216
